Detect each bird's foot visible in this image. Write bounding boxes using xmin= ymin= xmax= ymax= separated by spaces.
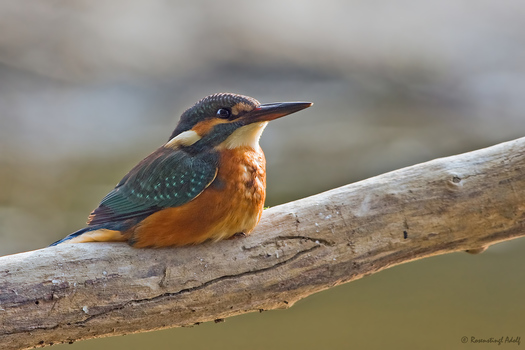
xmin=229 ymin=232 xmax=247 ymax=240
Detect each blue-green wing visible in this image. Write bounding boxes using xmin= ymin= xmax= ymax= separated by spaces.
xmin=87 ymin=148 xmax=218 ymax=226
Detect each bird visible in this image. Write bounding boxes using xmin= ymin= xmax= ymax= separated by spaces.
xmin=50 ymin=93 xmax=312 ymax=248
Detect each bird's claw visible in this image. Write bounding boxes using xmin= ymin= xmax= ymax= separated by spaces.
xmin=229 ymin=232 xmax=247 ymax=240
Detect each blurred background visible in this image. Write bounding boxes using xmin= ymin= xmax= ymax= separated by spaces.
xmin=1 ymin=0 xmax=524 ymax=349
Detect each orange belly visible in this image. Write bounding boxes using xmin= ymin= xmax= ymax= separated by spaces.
xmin=127 ymin=146 xmax=266 ymax=247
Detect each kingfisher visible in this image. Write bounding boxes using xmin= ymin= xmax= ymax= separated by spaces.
xmin=50 ymin=93 xmax=312 ymax=248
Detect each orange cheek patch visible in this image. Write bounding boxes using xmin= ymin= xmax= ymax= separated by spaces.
xmin=192 ymin=118 xmax=229 ymax=135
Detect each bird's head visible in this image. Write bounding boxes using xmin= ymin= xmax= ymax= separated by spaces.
xmin=165 ymin=93 xmax=312 ymax=152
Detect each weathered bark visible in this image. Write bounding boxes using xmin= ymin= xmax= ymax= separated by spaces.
xmin=1 ymin=137 xmax=524 ymax=350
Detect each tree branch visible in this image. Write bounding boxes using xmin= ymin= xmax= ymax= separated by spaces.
xmin=1 ymin=136 xmax=525 ymax=350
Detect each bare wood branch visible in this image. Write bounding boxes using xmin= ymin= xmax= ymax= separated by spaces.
xmin=1 ymin=136 xmax=525 ymax=350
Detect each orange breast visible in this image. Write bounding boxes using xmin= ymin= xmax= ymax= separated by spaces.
xmin=127 ymin=146 xmax=266 ymax=247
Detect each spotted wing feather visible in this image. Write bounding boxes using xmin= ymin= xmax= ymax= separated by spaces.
xmin=88 ymin=148 xmax=218 ymax=226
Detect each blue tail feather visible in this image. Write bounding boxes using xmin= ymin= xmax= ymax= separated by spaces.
xmin=49 ymin=227 xmax=98 ymax=246
xmin=49 ymin=218 xmax=145 ymax=246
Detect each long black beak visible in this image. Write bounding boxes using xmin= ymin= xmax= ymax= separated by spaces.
xmin=244 ymin=101 xmax=313 ymax=123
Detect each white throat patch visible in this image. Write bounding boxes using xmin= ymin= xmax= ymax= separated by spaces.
xmin=221 ymin=122 xmax=268 ymax=150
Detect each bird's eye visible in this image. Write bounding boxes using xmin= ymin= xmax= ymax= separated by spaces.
xmin=216 ymin=108 xmax=231 ymax=119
